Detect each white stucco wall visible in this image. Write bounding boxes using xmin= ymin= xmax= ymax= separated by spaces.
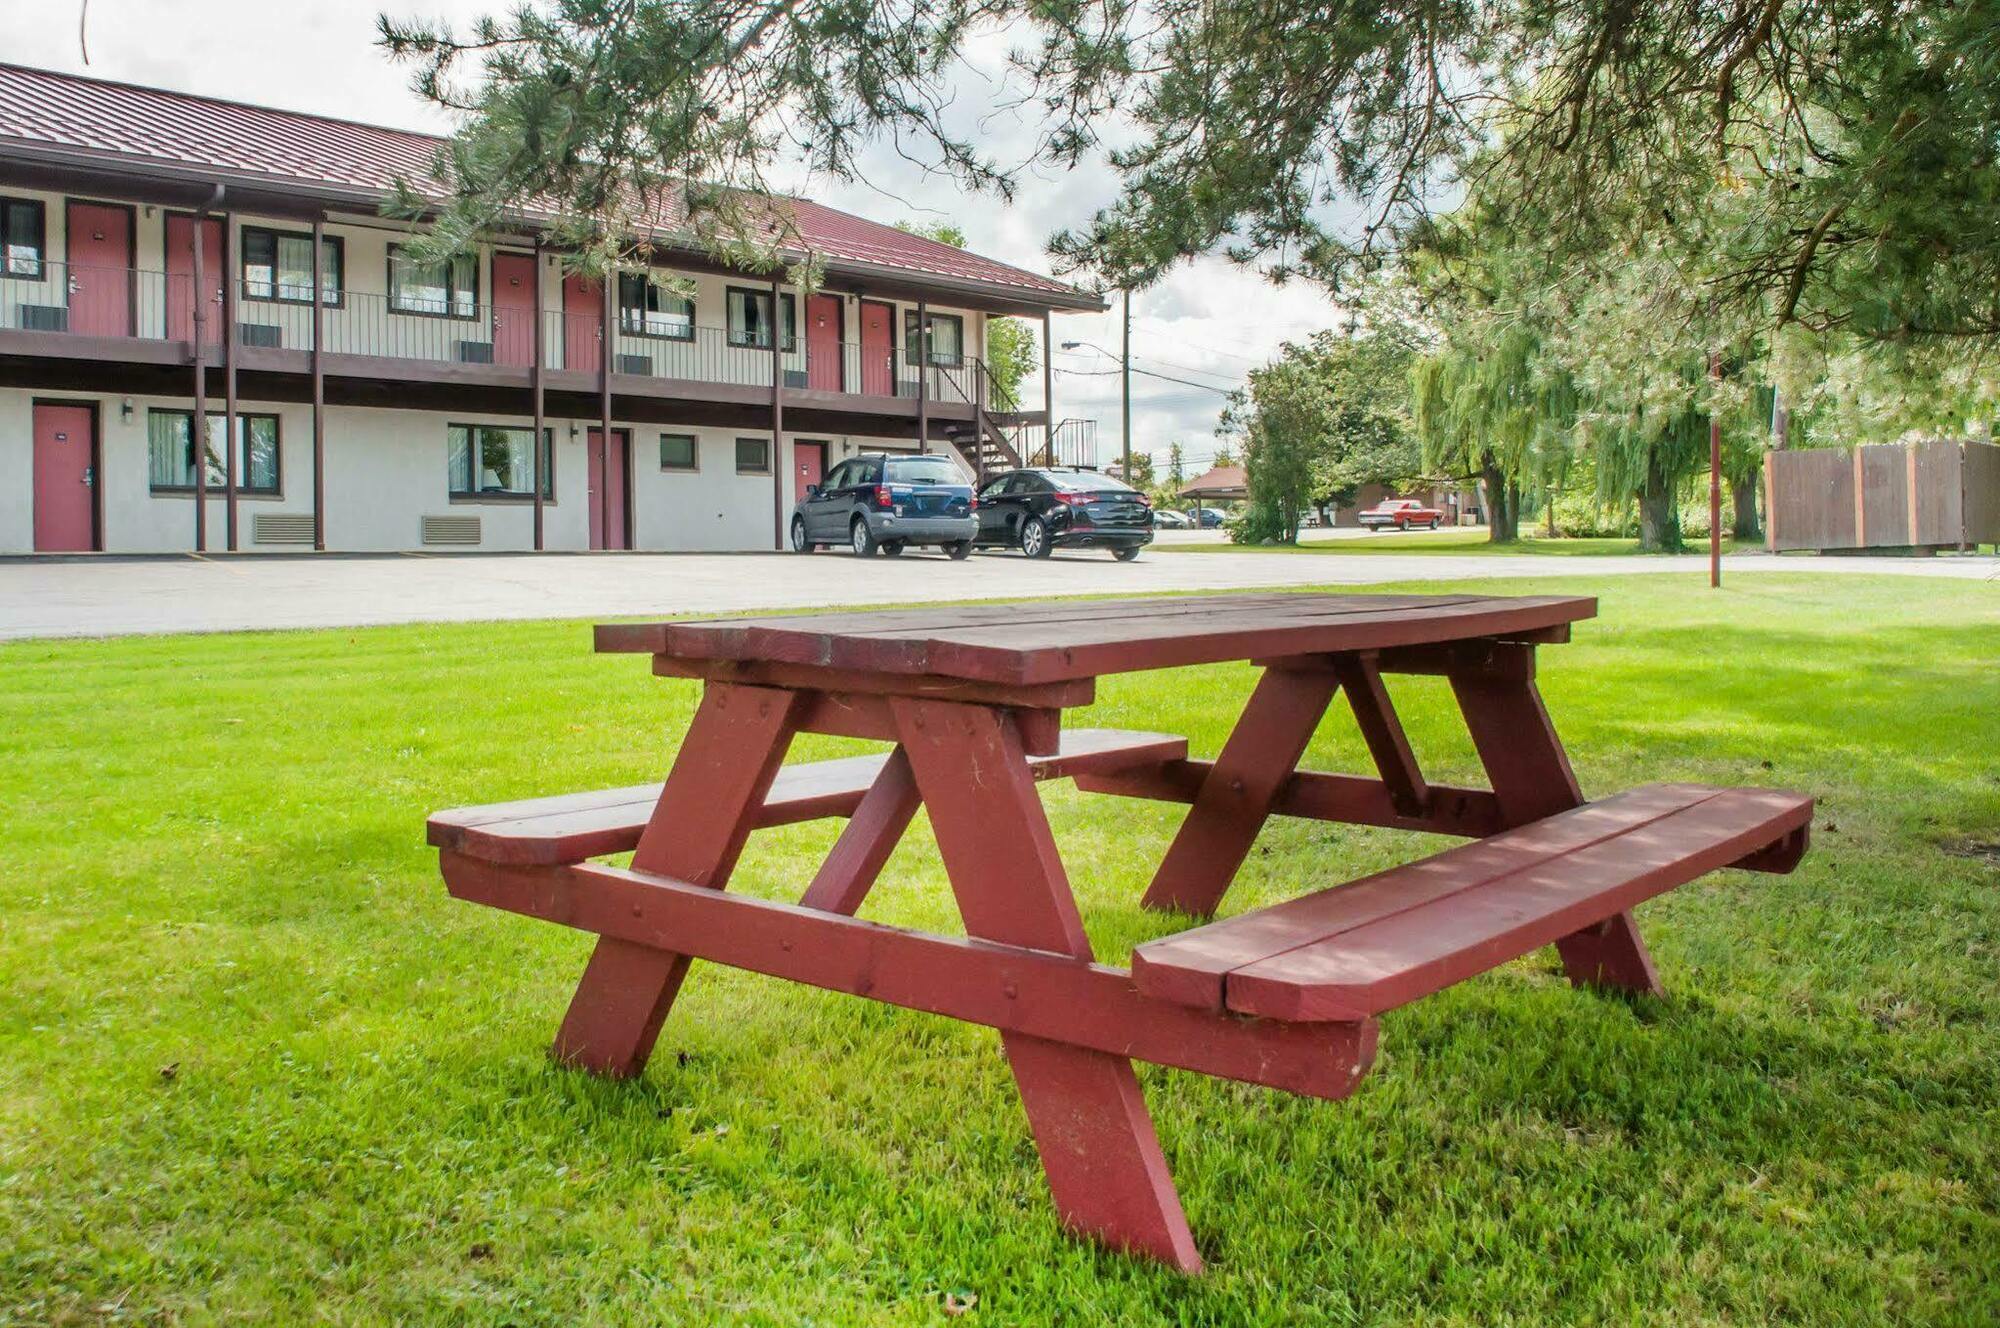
xmin=1 ymin=385 xmax=981 ymax=554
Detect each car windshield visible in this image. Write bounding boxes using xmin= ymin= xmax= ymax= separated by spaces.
xmin=1048 ymin=471 xmax=1133 ymax=493
xmin=884 ymin=456 xmax=967 ymax=486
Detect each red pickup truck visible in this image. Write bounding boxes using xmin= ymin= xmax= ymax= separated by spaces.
xmin=1358 ymin=498 xmax=1444 ymax=530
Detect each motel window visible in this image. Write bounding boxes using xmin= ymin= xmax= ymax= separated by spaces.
xmin=904 ymin=310 xmax=965 ymax=368
xmin=619 ymin=274 xmax=695 ymax=340
xmin=447 ymin=424 xmax=554 ymax=500
xmin=735 ymin=437 xmax=771 ymax=475
xmin=1 ymin=197 xmax=45 ymax=279
xmin=243 ymin=227 xmax=343 ymax=306
xmin=726 ymin=286 xmax=796 ymax=350
xmin=147 ymin=410 xmax=281 ymax=494
xmin=660 ymin=433 xmax=699 ymax=472
xmin=389 ymin=245 xmax=478 ymax=318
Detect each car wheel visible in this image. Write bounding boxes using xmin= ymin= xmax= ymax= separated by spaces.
xmin=1113 ymin=546 xmax=1141 ymax=562
xmin=1020 ymin=516 xmax=1052 ymax=558
xmin=1429 ymin=518 xmax=1441 ymax=530
xmin=882 ymin=541 xmax=905 ymax=556
xmin=851 ymin=518 xmax=879 ymax=557
xmin=790 ymin=516 xmax=812 ymax=553
xmin=945 ymin=539 xmax=973 ymax=560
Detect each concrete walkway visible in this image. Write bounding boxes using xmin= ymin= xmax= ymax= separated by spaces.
xmin=2 ymin=542 xmax=1990 ymax=641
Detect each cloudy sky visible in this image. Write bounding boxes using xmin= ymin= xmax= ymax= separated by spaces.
xmin=20 ymin=1 xmax=1347 ymax=470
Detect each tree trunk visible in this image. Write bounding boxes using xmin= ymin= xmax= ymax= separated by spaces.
xmin=1730 ymin=472 xmax=1761 ymax=542
xmin=1637 ymin=455 xmax=1682 ymax=553
xmin=1482 ymin=460 xmax=1518 ymax=543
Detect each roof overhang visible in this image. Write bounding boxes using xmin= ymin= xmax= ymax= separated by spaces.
xmin=0 ymin=140 xmax=1106 ymax=316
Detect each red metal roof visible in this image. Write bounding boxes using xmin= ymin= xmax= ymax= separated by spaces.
xmin=0 ymin=62 xmax=1095 ymax=307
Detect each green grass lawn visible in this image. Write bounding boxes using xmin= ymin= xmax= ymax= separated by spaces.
xmin=2 ymin=575 xmax=1995 ymax=1326
xmin=1160 ymin=530 xmax=1745 ymax=556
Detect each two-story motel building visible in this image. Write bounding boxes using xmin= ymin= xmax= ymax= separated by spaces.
xmin=0 ymin=63 xmax=1105 ymax=555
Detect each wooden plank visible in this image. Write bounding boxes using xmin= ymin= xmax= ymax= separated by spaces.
xmin=1132 ymin=783 xmax=1726 ymax=1012
xmin=1220 ymin=786 xmax=1814 ymax=1021
xmin=428 ymin=728 xmax=1191 ymax=866
xmin=600 ymin=592 xmax=1598 ymax=685
xmin=441 ymin=852 xmax=1379 ymax=1102
xmin=1076 ymin=759 xmax=1506 ymax=838
xmin=1332 ymin=653 xmax=1428 ymax=817
xmin=652 ymin=656 xmax=1096 ymax=709
xmin=1142 ymin=665 xmax=1342 ymax=917
xmin=797 ymin=748 xmax=921 ymax=915
xmin=892 ymin=695 xmax=1202 ymax=1270
xmin=553 ymin=682 xmax=802 ymax=1077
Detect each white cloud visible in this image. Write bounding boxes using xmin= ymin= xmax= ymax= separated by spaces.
xmin=19 ymin=2 xmax=1346 ymax=466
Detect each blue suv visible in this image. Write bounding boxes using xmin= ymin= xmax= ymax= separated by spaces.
xmin=791 ymin=452 xmax=979 ymax=558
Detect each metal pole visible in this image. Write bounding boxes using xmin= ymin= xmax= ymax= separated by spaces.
xmin=1041 ymin=310 xmax=1054 ymax=434
xmin=916 ymin=298 xmax=930 ymax=456
xmin=1709 ymin=350 xmax=1723 ymax=589
xmin=191 ymin=213 xmax=208 ymax=553
xmin=600 ymin=274 xmax=615 ymax=547
xmin=222 ymin=212 xmax=239 ymax=551
xmin=771 ymin=276 xmax=787 ymax=549
xmin=310 ymin=214 xmax=326 ymax=551
xmin=1121 ymin=289 xmax=1132 ymax=480
xmin=532 ymin=239 xmax=546 ymax=551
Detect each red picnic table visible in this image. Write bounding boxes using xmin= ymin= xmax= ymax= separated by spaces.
xmin=428 ymin=591 xmax=1812 ymax=1272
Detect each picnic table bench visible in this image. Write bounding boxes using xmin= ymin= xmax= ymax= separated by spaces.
xmin=428 ymin=591 xmax=1811 ymax=1272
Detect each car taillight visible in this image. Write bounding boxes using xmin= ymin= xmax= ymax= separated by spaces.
xmin=1055 ymin=491 xmax=1086 ymax=505
xmin=873 ymin=485 xmax=893 ymax=509
xmin=968 ymin=495 xmax=979 ymax=511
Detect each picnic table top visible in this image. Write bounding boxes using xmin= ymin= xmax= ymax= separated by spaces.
xmin=594 ymin=591 xmax=1596 ymax=686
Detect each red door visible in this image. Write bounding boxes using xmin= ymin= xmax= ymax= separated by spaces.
xmin=32 ymin=402 xmax=97 ymax=552
xmin=165 ymin=214 xmax=223 ymax=344
xmin=586 ymin=427 xmax=631 ymax=550
xmin=563 ymin=274 xmax=603 ymax=373
xmin=859 ymin=300 xmax=894 ymax=395
xmin=805 ymin=294 xmax=843 ymax=392
xmin=492 ymin=252 xmax=537 ymax=366
xmin=793 ymin=440 xmax=826 ymax=503
xmin=65 ymin=202 xmax=133 ymax=337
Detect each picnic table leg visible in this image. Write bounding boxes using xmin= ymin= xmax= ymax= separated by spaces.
xmin=551 ymin=682 xmax=801 ymax=1076
xmin=894 ymin=696 xmax=1204 ymax=1273
xmin=1448 ymin=649 xmax=1663 ymax=996
xmin=796 ymin=748 xmax=920 ymax=916
xmin=1142 ymin=664 xmax=1342 ymax=918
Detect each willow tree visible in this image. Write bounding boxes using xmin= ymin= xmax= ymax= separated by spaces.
xmin=1410 ymin=323 xmax=1576 ymax=544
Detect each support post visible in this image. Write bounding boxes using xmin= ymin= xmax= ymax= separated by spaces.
xmin=191 ymin=214 xmax=208 ymax=553
xmin=222 ymin=212 xmax=239 ymax=552
xmin=771 ymin=276 xmax=786 ymax=549
xmin=916 ymin=298 xmax=930 ymax=455
xmin=601 ymin=274 xmax=615 ymax=548
xmin=1042 ymin=310 xmax=1054 ymax=444
xmin=532 ymin=239 xmax=546 ymax=551
xmin=311 ymin=214 xmax=326 ymax=551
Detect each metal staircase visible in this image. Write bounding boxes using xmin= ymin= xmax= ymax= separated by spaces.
xmin=934 ymin=355 xmax=1101 ymax=482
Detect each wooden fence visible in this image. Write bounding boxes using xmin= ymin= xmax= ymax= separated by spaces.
xmin=1765 ymin=440 xmax=2000 ymax=552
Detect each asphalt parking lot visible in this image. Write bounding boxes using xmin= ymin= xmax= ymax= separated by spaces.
xmin=3 ymin=534 xmax=1991 ymax=641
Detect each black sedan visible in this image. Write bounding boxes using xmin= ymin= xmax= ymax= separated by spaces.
xmin=974 ymin=468 xmax=1154 ymax=560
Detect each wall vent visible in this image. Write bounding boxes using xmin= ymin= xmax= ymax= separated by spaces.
xmin=251 ymin=513 xmax=316 ymax=545
xmin=421 ymin=514 xmax=482 ymax=547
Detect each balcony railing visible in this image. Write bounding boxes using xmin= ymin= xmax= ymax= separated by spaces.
xmin=3 ymin=260 xmax=1000 ymax=409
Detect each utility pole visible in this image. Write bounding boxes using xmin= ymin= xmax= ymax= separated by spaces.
xmin=1121 ymin=289 xmax=1132 ymax=479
